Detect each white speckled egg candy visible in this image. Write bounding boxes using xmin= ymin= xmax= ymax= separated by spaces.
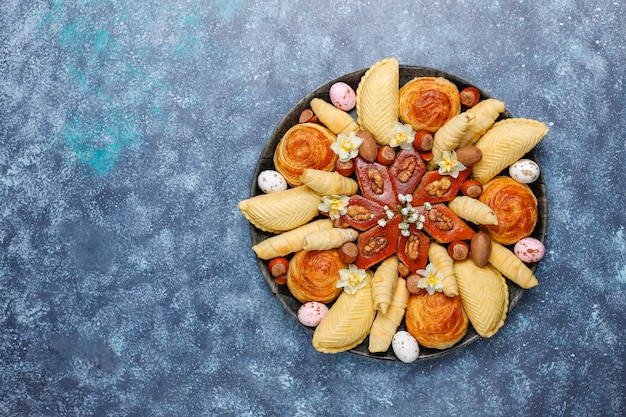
xmin=258 ymin=170 xmax=288 ymax=193
xmin=392 ymin=331 xmax=420 ymax=363
xmin=297 ymin=302 xmax=329 ymax=327
xmin=509 ymin=159 xmax=541 ymax=184
xmin=514 ymin=237 xmax=546 ymax=263
xmin=329 ymin=82 xmax=356 ymax=111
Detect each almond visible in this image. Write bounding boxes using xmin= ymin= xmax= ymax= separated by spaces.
xmin=356 ymin=129 xmax=378 ymax=162
xmin=456 ymin=146 xmax=483 ymax=166
xmin=470 ymin=231 xmax=492 ymax=267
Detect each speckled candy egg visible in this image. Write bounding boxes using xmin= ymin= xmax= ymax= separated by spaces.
xmin=257 ymin=170 xmax=288 ymax=193
xmin=329 ymin=82 xmax=356 ymax=111
xmin=509 ymin=159 xmax=541 ymax=184
xmin=297 ymin=301 xmax=328 ymax=327
xmin=514 ymin=237 xmax=546 ymax=263
xmin=392 ymin=331 xmax=420 ymax=363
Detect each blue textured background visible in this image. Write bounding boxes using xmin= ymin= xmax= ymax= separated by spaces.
xmin=1 ymin=1 xmax=624 ymax=416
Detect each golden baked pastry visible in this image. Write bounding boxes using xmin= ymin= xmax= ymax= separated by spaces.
xmin=369 ymin=277 xmax=409 ymax=353
xmin=252 ymin=219 xmax=334 ymax=259
xmin=274 ymin=122 xmax=338 ymax=186
xmin=489 ymin=241 xmax=539 ymax=289
xmin=458 ymin=98 xmax=506 ymax=148
xmin=429 ymin=112 xmax=474 ymax=169
xmin=472 ymin=118 xmax=549 ymax=184
xmin=447 ymin=196 xmax=498 ymax=225
xmin=238 ymin=185 xmax=322 ymax=234
xmin=405 ymin=290 xmax=468 ymax=350
xmin=454 ymin=258 xmax=508 ymax=338
xmin=286 ymin=249 xmax=346 ymax=304
xmin=312 ymin=270 xmax=375 ymax=353
xmin=310 ymin=98 xmax=359 ymax=136
xmin=479 ymin=177 xmax=538 ymax=245
xmin=355 ymin=57 xmax=400 ymax=145
xmin=399 ymin=77 xmax=461 ymax=133
xmin=300 ymin=168 xmax=358 ymax=196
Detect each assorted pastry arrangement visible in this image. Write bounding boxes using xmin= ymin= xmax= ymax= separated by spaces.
xmin=239 ymin=58 xmax=548 ymax=362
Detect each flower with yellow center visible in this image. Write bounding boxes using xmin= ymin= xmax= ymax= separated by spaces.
xmin=415 ymin=263 xmax=444 ymax=295
xmin=330 ymin=131 xmax=364 ymax=162
xmin=387 ymin=121 xmax=415 ymax=149
xmin=437 ymin=150 xmax=467 ymax=179
xmin=336 ymin=264 xmax=368 ymax=294
xmin=318 ymin=195 xmax=349 ymax=220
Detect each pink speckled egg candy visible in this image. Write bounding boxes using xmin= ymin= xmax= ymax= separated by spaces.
xmin=514 ymin=237 xmax=546 ymax=263
xmin=329 ymin=82 xmax=356 ymax=111
xmin=297 ymin=301 xmax=329 ymax=327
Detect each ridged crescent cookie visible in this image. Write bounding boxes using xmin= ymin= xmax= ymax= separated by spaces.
xmin=356 ymin=58 xmax=400 ymax=145
xmin=453 ymin=258 xmax=509 ymax=338
xmin=238 ymin=185 xmax=321 ymax=234
xmin=312 ymin=271 xmax=375 ymax=353
xmin=472 ymin=118 xmax=549 ymax=184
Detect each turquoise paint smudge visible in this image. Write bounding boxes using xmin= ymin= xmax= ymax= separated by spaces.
xmin=65 ymin=114 xmax=139 ymax=177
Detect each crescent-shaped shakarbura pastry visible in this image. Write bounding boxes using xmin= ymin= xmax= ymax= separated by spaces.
xmin=252 ymin=219 xmax=333 ymax=259
xmin=368 ymin=277 xmax=410 ymax=353
xmin=398 ymin=76 xmax=461 ymax=133
xmin=287 ymin=249 xmax=346 ymax=304
xmin=447 ymin=196 xmax=498 ymax=226
xmin=428 ymin=112 xmax=475 ymax=170
xmin=472 ymin=118 xmax=549 ymax=184
xmin=405 ymin=290 xmax=468 ymax=350
xmin=371 ymin=255 xmax=399 ymax=314
xmin=489 ymin=241 xmax=539 ymax=289
xmin=458 ymin=98 xmax=506 ymax=148
xmin=453 ymin=258 xmax=509 ymax=338
xmin=302 ymin=227 xmax=359 ymax=251
xmin=310 ymin=98 xmax=359 ymax=136
xmin=428 ymin=242 xmax=459 ymax=297
xmin=479 ymin=177 xmax=538 ymax=245
xmin=356 ymin=58 xmax=400 ymax=145
xmin=239 ymin=185 xmax=322 ymax=234
xmin=312 ymin=271 xmax=375 ymax=353
xmin=274 ymin=122 xmax=338 ymax=186
xmin=300 ymin=168 xmax=359 ymax=196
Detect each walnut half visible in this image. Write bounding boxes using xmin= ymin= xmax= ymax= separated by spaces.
xmin=428 ymin=208 xmax=454 ymax=231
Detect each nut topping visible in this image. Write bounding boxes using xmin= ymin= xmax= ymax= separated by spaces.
xmin=424 ymin=177 xmax=452 ymax=197
xmin=362 ymin=236 xmax=388 ymax=256
xmin=428 ymin=208 xmax=454 ymax=231
xmin=346 ymin=204 xmax=374 ymax=221
xmin=397 ymin=157 xmax=417 ymax=183
xmin=367 ymin=167 xmax=385 ymax=194
xmin=404 ymin=234 xmax=421 ymax=260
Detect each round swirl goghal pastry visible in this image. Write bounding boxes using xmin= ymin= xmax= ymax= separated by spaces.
xmin=274 ymin=122 xmax=338 ymax=186
xmin=286 ymin=249 xmax=347 ymax=304
xmin=405 ymin=290 xmax=468 ymax=350
xmin=399 ymin=77 xmax=461 ymax=133
xmin=479 ymin=177 xmax=538 ymax=245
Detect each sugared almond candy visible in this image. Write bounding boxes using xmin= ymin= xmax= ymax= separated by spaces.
xmin=413 ymin=131 xmax=434 ymax=152
xmin=455 ymin=146 xmax=483 ymax=166
xmin=470 ymin=231 xmax=492 ymax=267
xmin=356 ymin=129 xmax=378 ymax=162
xmin=376 ymin=145 xmax=395 ymax=165
xmin=461 ymin=179 xmax=483 ymax=198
